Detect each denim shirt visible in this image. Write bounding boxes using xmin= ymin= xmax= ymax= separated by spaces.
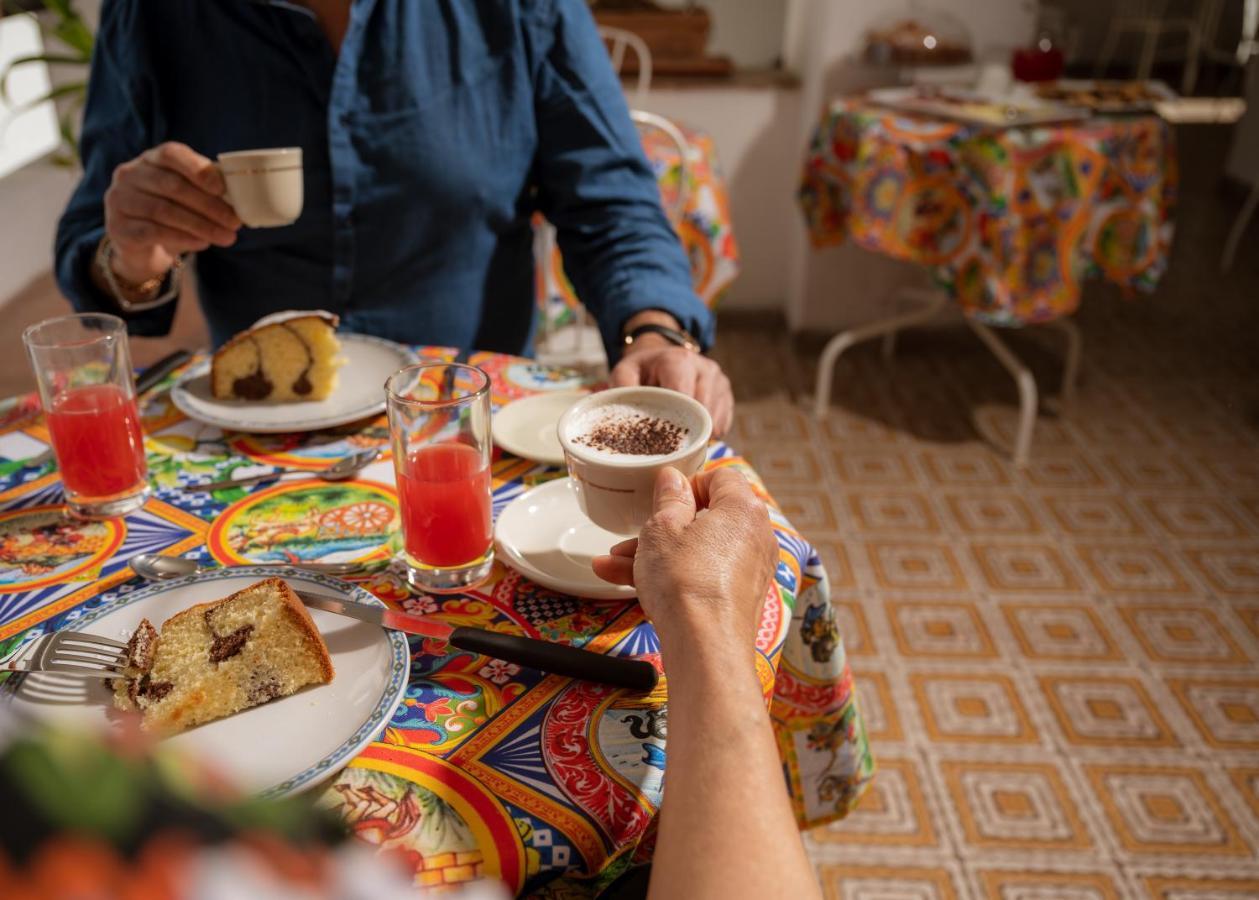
xmin=55 ymin=0 xmax=713 ymax=356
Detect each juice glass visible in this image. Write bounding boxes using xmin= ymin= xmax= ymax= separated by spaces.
xmin=22 ymin=313 xmax=149 ymax=519
xmin=385 ymin=363 xmax=493 ymax=593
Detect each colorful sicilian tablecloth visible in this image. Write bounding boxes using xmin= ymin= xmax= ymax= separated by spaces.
xmin=0 ymin=350 xmax=870 ymax=897
xmin=798 ymin=98 xmax=1177 ymax=326
xmin=537 ymin=119 xmax=740 ymax=334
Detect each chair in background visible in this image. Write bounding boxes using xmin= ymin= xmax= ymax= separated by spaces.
xmin=1221 ymin=56 xmax=1259 ymax=271
xmin=533 ymin=26 xmax=658 ymax=371
xmin=534 ymin=110 xmax=693 ymax=372
xmin=1095 ymin=0 xmax=1227 ymax=95
xmin=598 ymin=25 xmax=652 ymax=105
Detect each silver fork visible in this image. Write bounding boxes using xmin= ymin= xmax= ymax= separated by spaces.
xmin=2 ymin=631 xmax=129 ymax=680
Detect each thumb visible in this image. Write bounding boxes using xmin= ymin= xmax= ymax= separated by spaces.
xmin=650 ymin=466 xmax=696 ymax=531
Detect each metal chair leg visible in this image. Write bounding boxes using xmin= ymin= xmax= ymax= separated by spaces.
xmin=1221 ymin=184 xmax=1259 ymax=273
xmin=812 ymin=289 xmax=948 ymax=419
xmin=1137 ymin=23 xmax=1160 ymax=81
xmin=967 ymin=320 xmax=1038 ymax=468
xmin=881 ymin=330 xmax=898 ymax=360
xmin=1049 ymin=316 xmax=1082 ymax=406
xmin=1096 ymin=22 xmax=1122 ymax=77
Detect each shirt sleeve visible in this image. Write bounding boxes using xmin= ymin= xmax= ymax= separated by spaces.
xmin=54 ymin=0 xmax=178 ymax=337
xmin=525 ymin=0 xmax=715 ymax=360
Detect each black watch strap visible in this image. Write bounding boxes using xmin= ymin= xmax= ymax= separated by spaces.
xmin=623 ymin=323 xmax=700 ymax=352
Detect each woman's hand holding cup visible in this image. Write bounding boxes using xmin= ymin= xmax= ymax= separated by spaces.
xmin=593 ymin=466 xmax=778 ymax=661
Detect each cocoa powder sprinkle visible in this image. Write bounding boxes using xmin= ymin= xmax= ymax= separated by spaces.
xmin=577 ymin=413 xmax=687 ymax=456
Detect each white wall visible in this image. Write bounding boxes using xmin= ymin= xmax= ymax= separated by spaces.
xmin=0 ymin=0 xmax=99 ymax=308
xmin=639 ymin=87 xmax=802 ymax=311
xmin=0 ymin=161 xmax=77 ymax=303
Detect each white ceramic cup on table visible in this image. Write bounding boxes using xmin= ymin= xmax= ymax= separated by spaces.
xmin=217 ymin=147 xmax=303 ymax=228
xmin=557 ymin=386 xmax=712 ymax=535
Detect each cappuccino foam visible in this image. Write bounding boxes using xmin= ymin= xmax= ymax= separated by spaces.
xmin=566 ymin=402 xmax=698 ymax=462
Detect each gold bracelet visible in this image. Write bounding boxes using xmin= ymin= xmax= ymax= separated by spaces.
xmin=93 ymin=237 xmax=184 ymax=313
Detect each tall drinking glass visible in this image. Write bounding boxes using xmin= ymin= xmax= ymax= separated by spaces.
xmin=23 ymin=313 xmax=149 ymax=519
xmin=386 ymin=364 xmax=493 ymax=593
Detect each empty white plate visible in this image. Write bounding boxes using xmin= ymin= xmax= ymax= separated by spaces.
xmin=5 ymin=566 xmax=410 ymax=797
xmin=171 ymin=334 xmax=418 ymax=434
xmin=494 ymin=477 xmax=636 ymax=601
xmin=492 ymin=390 xmax=588 ymax=466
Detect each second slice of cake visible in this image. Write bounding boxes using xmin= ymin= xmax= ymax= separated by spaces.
xmin=211 ymin=310 xmax=343 ymax=402
xmin=113 ymin=578 xmax=334 ymax=735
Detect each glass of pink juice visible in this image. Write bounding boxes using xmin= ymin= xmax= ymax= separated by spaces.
xmin=386 ymin=363 xmax=493 ymax=593
xmin=23 ymin=313 xmax=149 ymax=519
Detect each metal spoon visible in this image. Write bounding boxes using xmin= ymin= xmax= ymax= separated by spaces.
xmin=186 ymin=447 xmax=382 ymax=493
xmin=130 ymin=552 xmax=378 ymax=581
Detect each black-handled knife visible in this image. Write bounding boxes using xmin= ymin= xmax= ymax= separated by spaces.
xmin=297 ymin=590 xmax=659 ymax=693
xmin=135 ymin=349 xmax=193 ymax=395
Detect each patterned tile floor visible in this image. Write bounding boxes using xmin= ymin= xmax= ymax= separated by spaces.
xmin=708 ymin=127 xmax=1259 ymax=900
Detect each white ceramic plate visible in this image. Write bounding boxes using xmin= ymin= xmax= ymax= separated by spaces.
xmin=492 ymin=390 xmax=588 ymax=466
xmin=171 ymin=334 xmax=418 ymax=434
xmin=5 ymin=567 xmax=410 ymax=797
xmin=494 ymin=477 xmax=636 ymax=601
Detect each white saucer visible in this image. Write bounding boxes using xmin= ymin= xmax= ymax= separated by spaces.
xmin=494 ymin=477 xmax=636 ymax=601
xmin=171 ymin=333 xmax=418 ymax=434
xmin=492 ymin=390 xmax=588 ymax=466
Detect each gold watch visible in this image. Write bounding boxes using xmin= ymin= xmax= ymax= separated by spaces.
xmin=93 ymin=237 xmax=184 ymax=312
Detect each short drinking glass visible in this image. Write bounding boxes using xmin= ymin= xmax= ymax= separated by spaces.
xmin=23 ymin=313 xmax=150 ymax=519
xmin=386 ymin=364 xmax=493 ymax=593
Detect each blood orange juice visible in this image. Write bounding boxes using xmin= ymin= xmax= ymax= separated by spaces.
xmin=46 ymin=384 xmax=147 ymax=500
xmin=397 ymin=441 xmax=491 ymax=567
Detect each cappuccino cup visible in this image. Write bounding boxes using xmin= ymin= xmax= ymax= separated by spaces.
xmin=217 ymin=147 xmax=303 ymax=228
xmin=557 ymin=386 xmax=712 ymax=535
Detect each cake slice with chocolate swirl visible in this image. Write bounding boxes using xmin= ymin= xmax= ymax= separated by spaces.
xmin=210 ymin=311 xmax=343 ymax=402
xmin=112 ymin=578 xmax=334 ymax=734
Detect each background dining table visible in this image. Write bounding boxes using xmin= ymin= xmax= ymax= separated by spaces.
xmin=799 ymin=96 xmax=1178 ymax=325
xmin=0 ymin=348 xmax=871 ymax=896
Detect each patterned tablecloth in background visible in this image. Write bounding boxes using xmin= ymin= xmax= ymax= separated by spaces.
xmin=0 ymin=351 xmax=871 ymax=897
xmin=798 ymin=98 xmax=1178 ymax=326
xmin=537 ymin=119 xmax=740 ymax=333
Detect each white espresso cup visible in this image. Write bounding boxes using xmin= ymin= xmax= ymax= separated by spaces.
xmin=557 ymin=386 xmax=712 ymax=535
xmin=217 ymin=147 xmax=303 ymax=228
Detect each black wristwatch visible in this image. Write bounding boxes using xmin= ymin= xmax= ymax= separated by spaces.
xmin=623 ymin=323 xmax=700 ymax=353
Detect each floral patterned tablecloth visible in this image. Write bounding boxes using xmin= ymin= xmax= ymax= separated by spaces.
xmin=0 ymin=350 xmax=870 ymax=897
xmin=798 ymin=98 xmax=1178 ymax=325
xmin=537 ymin=119 xmax=740 ymax=334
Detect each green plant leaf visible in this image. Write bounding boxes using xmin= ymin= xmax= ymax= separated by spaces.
xmin=0 ymin=53 xmax=87 ymax=103
xmin=50 ymin=18 xmax=94 ymax=56
xmin=6 ymin=78 xmax=86 ymax=116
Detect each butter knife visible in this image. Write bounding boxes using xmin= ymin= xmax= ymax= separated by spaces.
xmin=297 ymin=590 xmax=658 ymax=692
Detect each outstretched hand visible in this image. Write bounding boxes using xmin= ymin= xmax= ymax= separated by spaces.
xmin=592 ymin=466 xmax=777 ymax=653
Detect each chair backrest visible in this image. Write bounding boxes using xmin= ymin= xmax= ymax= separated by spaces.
xmin=598 ymin=25 xmax=652 ymax=105
xmin=630 ymin=109 xmax=690 ymax=224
